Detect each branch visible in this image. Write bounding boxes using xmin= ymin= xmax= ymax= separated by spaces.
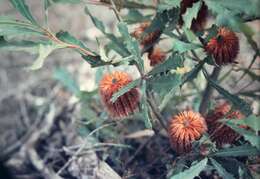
xmin=146 ymin=92 xmax=168 ymax=132
xmin=199 ymin=67 xmax=221 ymax=116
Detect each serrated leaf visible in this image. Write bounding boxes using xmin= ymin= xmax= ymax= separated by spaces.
xmin=205 ymin=73 xmax=252 ymax=116
xmin=171 ymin=158 xmax=208 ymax=179
xmin=85 ymin=7 xmax=130 ymax=57
xmin=148 ymin=53 xmax=184 ymax=76
xmin=209 ymin=158 xmax=236 ymax=179
xmin=9 ymin=0 xmax=38 ymax=25
xmin=158 ymin=0 xmax=181 ymax=11
xmin=225 ymin=121 xmax=260 ymax=149
xmin=111 ymin=79 xmax=141 ymax=103
xmin=211 ymin=145 xmax=260 ymax=157
xmin=182 ymin=60 xmax=205 ymax=84
xmin=182 ymin=1 xmax=202 ymax=29
xmin=0 ymin=17 xmax=43 ymax=36
xmin=141 ymin=81 xmax=152 ymax=129
xmin=29 ymin=43 xmax=61 ymax=70
xmin=148 ymin=73 xmax=182 ymax=95
xmin=205 ymin=0 xmax=260 ymax=17
xmin=230 ymin=115 xmax=260 ymax=132
xmin=147 ymin=54 xmax=183 ymax=94
xmin=173 ymin=39 xmax=202 ymax=53
xmin=53 ymin=67 xmax=80 ymax=95
xmin=123 ymin=9 xmax=151 ymax=24
xmin=143 ymin=7 xmax=179 ymax=37
xmin=118 ymin=22 xmax=143 ymax=70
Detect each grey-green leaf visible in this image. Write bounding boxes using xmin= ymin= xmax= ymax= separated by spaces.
xmin=182 ymin=1 xmax=202 ymax=28
xmin=211 ymin=145 xmax=260 ymax=157
xmin=205 ymin=73 xmax=252 ymax=116
xmin=209 ymin=158 xmax=236 ymax=179
xmin=9 ymin=0 xmax=38 ymax=25
xmin=111 ymin=79 xmax=141 ymax=103
xmin=171 ymin=158 xmax=208 ymax=179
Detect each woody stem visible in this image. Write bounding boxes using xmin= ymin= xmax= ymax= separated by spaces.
xmin=199 ymin=67 xmax=221 ymax=116
xmin=147 ymin=92 xmax=168 ymax=132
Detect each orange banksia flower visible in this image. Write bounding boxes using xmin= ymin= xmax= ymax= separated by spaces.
xmin=99 ymin=71 xmax=140 ymax=118
xmin=168 ymin=110 xmax=207 ymax=154
xmin=206 ymin=102 xmax=244 ymax=147
xmin=179 ymin=0 xmax=208 ymax=31
xmin=206 ymin=27 xmax=239 ymax=65
xmin=131 ymin=22 xmax=162 ymax=48
xmin=148 ymin=47 xmax=166 ymax=66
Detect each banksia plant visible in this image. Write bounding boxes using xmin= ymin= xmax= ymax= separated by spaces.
xmin=168 ymin=110 xmax=207 ymax=153
xmin=131 ymin=22 xmax=162 ymax=49
xmin=147 ymin=47 xmax=166 ymax=66
xmin=205 ymin=27 xmax=239 ymax=65
xmin=179 ymin=0 xmax=208 ymax=31
xmin=99 ymin=71 xmax=140 ymax=118
xmin=206 ymin=102 xmax=244 ymax=147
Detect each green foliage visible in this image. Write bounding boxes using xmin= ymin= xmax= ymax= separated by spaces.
xmin=29 ymin=43 xmax=63 ymax=70
xmin=204 ymin=71 xmax=252 ymax=116
xmin=0 ymin=17 xmax=43 ymax=36
xmin=111 ymin=79 xmax=141 ymax=103
xmin=171 ymin=158 xmax=208 ymax=179
xmin=209 ymin=158 xmax=236 ymax=179
xmin=1 ymin=0 xmax=260 ymax=178
xmin=9 ymin=0 xmax=38 ymax=25
xmin=211 ymin=145 xmax=260 ymax=157
xmin=182 ymin=1 xmax=202 ymax=29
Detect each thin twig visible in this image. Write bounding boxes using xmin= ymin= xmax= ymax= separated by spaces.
xmin=146 ymin=92 xmax=168 ymax=132
xmin=56 ymin=122 xmax=116 ymax=176
xmin=199 ymin=67 xmax=221 ymax=116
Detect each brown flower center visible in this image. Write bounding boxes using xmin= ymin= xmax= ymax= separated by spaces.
xmin=183 ymin=119 xmax=190 ymax=127
xmin=112 ymin=78 xmax=117 ymax=84
xmin=216 ymin=35 xmax=223 ymax=43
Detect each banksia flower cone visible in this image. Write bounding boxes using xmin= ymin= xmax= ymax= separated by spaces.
xmin=206 ymin=27 xmax=239 ymax=65
xmin=131 ymin=22 xmax=161 ymax=48
xmin=206 ymin=102 xmax=244 ymax=147
xmin=148 ymin=47 xmax=166 ymax=66
xmin=168 ymin=110 xmax=207 ymax=154
xmin=99 ymin=71 xmax=140 ymax=118
xmin=179 ymin=0 xmax=208 ymax=31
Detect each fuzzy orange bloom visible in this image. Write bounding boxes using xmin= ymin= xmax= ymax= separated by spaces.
xmin=99 ymin=71 xmax=140 ymax=118
xmin=148 ymin=47 xmax=166 ymax=66
xmin=206 ymin=102 xmax=244 ymax=147
xmin=179 ymin=0 xmax=208 ymax=31
xmin=206 ymin=27 xmax=239 ymax=65
xmin=168 ymin=110 xmax=207 ymax=154
xmin=131 ymin=22 xmax=162 ymax=48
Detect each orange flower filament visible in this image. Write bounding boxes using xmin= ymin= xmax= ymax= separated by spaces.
xmin=206 ymin=27 xmax=239 ymax=65
xmin=206 ymin=102 xmax=244 ymax=146
xmin=168 ymin=110 xmax=207 ymax=153
xmin=99 ymin=71 xmax=140 ymax=118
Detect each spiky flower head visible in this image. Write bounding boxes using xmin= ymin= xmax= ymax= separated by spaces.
xmin=206 ymin=102 xmax=244 ymax=147
xmin=206 ymin=27 xmax=239 ymax=65
xmin=148 ymin=47 xmax=166 ymax=66
xmin=179 ymin=0 xmax=208 ymax=31
xmin=99 ymin=71 xmax=140 ymax=118
xmin=131 ymin=22 xmax=161 ymax=48
xmin=168 ymin=110 xmax=207 ymax=154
